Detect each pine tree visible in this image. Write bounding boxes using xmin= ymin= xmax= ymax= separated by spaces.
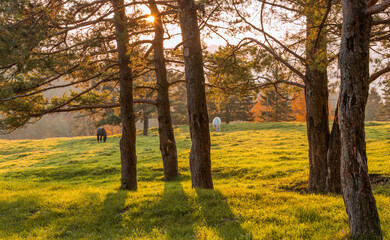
xmin=376 ymin=79 xmax=390 ymax=121
xmin=365 ymin=88 xmax=382 ymax=121
xmin=251 ymin=88 xmax=295 ymax=122
xmin=208 ymin=96 xmax=253 ymax=123
xmin=205 ymin=45 xmax=256 ymax=124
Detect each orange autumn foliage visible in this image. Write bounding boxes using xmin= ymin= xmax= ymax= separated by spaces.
xmin=101 ymin=125 xmax=121 ymax=135
xmin=291 ymin=94 xmax=306 ymax=122
xmin=252 ymin=92 xmax=335 ymax=123
xmin=250 ymin=101 xmax=267 ymax=122
xmin=290 ymin=93 xmax=335 ymax=122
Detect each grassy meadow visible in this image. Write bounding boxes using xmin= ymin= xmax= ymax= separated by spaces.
xmin=0 ymin=122 xmax=389 ymax=240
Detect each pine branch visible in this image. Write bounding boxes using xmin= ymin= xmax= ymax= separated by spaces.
xmin=1 ymin=63 xmax=119 ymax=103
xmin=33 ymin=71 xmax=118 ymax=116
xmin=237 ymin=38 xmax=307 ymax=84
xmin=28 ymin=0 xmax=54 ymax=33
xmin=47 ymin=98 xmax=157 ymax=113
xmin=233 ymin=0 xmax=307 ymax=65
xmin=313 ymin=0 xmax=333 ymax=52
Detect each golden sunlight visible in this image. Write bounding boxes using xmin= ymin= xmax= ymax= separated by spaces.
xmin=146 ymin=15 xmax=155 ymax=23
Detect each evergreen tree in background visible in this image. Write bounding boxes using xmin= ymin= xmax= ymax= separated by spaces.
xmin=96 ymin=111 xmax=122 ymax=127
xmin=205 ymin=45 xmax=256 ymax=124
xmin=208 ymin=96 xmax=253 ymax=123
xmin=376 ymin=79 xmax=390 ymax=121
xmin=365 ymin=88 xmax=382 ymax=121
xmin=168 ymin=72 xmax=188 ymax=125
xmin=251 ymin=88 xmax=295 ymax=122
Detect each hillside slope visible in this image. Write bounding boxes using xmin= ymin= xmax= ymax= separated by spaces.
xmin=0 ymin=122 xmax=389 ymax=239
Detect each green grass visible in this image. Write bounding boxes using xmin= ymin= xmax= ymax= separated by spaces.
xmin=0 ymin=122 xmax=389 ymax=240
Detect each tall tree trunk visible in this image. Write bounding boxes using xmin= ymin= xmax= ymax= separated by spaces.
xmin=304 ymin=69 xmax=330 ymax=193
xmin=112 ymin=0 xmax=137 ymax=190
xmin=178 ymin=0 xmax=213 ymax=189
xmin=326 ymin=101 xmax=342 ymax=194
xmin=339 ymin=0 xmax=381 ymax=237
xmin=149 ymin=0 xmax=178 ymax=181
xmin=143 ymin=106 xmax=149 ymax=136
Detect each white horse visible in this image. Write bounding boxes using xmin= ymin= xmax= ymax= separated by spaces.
xmin=212 ymin=117 xmax=222 ymax=132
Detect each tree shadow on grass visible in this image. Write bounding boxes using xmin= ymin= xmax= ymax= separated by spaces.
xmin=82 ymin=189 xmax=129 ymax=239
xmin=137 ymin=180 xmax=196 ymax=239
xmin=0 ymin=195 xmax=44 ymax=236
xmin=0 ymin=190 xmax=129 ymax=239
xmin=195 ymin=188 xmax=253 ymax=240
xmin=2 ymin=165 xmax=119 ymax=183
xmin=95 ymin=189 xmax=129 ymax=235
xmin=58 ymin=189 xmax=128 ymax=239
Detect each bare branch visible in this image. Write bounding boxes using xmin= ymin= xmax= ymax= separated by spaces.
xmin=371 ymin=33 xmax=390 ymax=41
xmin=369 ymin=65 xmax=390 ymax=83
xmin=233 ymin=0 xmax=307 ymax=65
xmin=256 ymin=0 xmax=301 ymax=13
xmin=0 ymin=62 xmax=17 ymax=70
xmin=365 ymin=0 xmax=390 ymax=15
xmin=373 ymin=18 xmax=390 ymax=25
xmin=199 ymin=1 xmax=223 ymax=30
xmin=169 ymin=79 xmax=185 ymax=86
xmin=275 ymin=79 xmax=305 ymax=88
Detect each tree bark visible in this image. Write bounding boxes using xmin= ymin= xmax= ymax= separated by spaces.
xmin=326 ymin=102 xmax=342 ymax=194
xmin=304 ymin=8 xmax=331 ymax=193
xmin=143 ymin=106 xmax=149 ymax=136
xmin=304 ymin=69 xmax=330 ymax=193
xmin=339 ymin=0 xmax=381 ymax=237
xmin=149 ymin=0 xmax=178 ymax=181
xmin=112 ymin=0 xmax=137 ymax=190
xmin=178 ymin=0 xmax=213 ymax=189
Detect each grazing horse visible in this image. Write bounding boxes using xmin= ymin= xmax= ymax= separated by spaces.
xmin=212 ymin=117 xmax=222 ymax=132
xmin=97 ymin=128 xmax=107 ymax=142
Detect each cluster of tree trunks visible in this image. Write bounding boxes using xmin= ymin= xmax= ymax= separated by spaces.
xmin=304 ymin=4 xmax=341 ymax=194
xmin=111 ymin=2 xmax=383 ymax=237
xmin=111 ymin=0 xmax=213 ymax=188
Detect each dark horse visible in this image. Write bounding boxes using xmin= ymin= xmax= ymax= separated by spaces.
xmin=97 ymin=128 xmax=107 ymax=142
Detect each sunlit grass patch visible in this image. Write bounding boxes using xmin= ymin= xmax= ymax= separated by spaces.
xmin=0 ymin=122 xmax=389 ymax=239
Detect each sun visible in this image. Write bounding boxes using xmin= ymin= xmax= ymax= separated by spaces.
xmin=146 ymin=15 xmax=155 ymax=23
